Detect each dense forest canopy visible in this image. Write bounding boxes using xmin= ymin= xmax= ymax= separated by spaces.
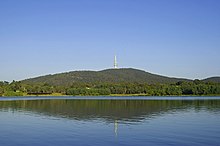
xmin=1 ymin=68 xmax=220 ymax=96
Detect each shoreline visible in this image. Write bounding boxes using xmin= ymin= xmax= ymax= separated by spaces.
xmin=1 ymin=93 xmax=220 ymax=98
xmin=1 ymin=96 xmax=220 ymax=102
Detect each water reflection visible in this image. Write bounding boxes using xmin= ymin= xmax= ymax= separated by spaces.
xmin=114 ymin=120 xmax=118 ymax=137
xmin=1 ymin=99 xmax=220 ymax=146
xmin=0 ymin=99 xmax=220 ymax=123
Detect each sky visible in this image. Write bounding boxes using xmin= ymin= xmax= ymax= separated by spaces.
xmin=0 ymin=0 xmax=220 ymax=81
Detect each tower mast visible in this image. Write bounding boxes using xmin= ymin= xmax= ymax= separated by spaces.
xmin=114 ymin=55 xmax=118 ymax=69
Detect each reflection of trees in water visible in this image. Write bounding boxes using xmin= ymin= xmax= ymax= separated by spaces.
xmin=0 ymin=99 xmax=220 ymax=122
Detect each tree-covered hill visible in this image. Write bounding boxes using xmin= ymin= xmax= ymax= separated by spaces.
xmin=22 ymin=68 xmax=190 ymax=85
xmin=202 ymin=77 xmax=220 ymax=83
xmin=1 ymin=68 xmax=220 ymax=96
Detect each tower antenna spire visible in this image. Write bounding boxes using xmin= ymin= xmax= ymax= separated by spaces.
xmin=114 ymin=55 xmax=118 ymax=69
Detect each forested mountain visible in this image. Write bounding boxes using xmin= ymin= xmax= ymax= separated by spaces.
xmin=22 ymin=68 xmax=190 ymax=85
xmin=1 ymin=68 xmax=220 ymax=96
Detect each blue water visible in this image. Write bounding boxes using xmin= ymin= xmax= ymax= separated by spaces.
xmin=0 ymin=96 xmax=220 ymax=146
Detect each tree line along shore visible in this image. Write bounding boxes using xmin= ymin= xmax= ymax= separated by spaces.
xmin=0 ymin=80 xmax=220 ymax=97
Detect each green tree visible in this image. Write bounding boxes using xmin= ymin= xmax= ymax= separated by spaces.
xmin=0 ymin=87 xmax=4 ymax=96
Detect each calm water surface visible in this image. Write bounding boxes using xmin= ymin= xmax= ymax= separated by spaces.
xmin=0 ymin=96 xmax=220 ymax=146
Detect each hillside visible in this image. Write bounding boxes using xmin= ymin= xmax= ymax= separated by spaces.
xmin=202 ymin=77 xmax=220 ymax=83
xmin=22 ymin=68 xmax=190 ymax=86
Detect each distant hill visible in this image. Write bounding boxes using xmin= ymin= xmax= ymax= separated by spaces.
xmin=22 ymin=68 xmax=190 ymax=86
xmin=202 ymin=77 xmax=220 ymax=83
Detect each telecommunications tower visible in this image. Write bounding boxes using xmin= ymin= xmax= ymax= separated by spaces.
xmin=114 ymin=55 xmax=118 ymax=69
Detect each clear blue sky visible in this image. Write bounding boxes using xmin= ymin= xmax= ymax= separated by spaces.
xmin=0 ymin=0 xmax=220 ymax=81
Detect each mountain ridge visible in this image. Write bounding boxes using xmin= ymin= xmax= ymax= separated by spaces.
xmin=203 ymin=77 xmax=220 ymax=83
xmin=22 ymin=68 xmax=220 ymax=85
xmin=22 ymin=68 xmax=192 ymax=85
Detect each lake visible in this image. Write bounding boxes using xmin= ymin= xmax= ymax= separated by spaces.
xmin=0 ymin=96 xmax=220 ymax=146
